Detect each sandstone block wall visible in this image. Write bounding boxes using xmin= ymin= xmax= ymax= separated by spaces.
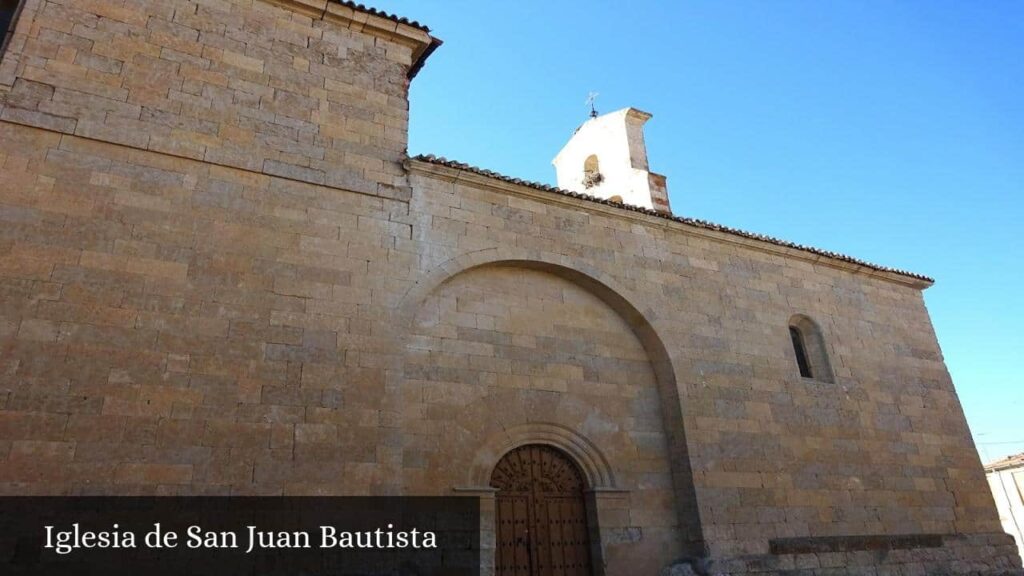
xmin=1 ymin=0 xmax=422 ymax=200
xmin=0 ymin=1 xmax=1019 ymax=574
xmin=713 ymin=532 xmax=1021 ymax=575
xmin=402 ymin=264 xmax=682 ymax=574
xmin=403 ymin=164 xmax=1017 ymax=572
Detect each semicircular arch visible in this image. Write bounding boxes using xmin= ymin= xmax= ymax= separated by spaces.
xmin=396 ymin=247 xmax=705 ymax=551
xmin=472 ymin=422 xmax=616 ymax=489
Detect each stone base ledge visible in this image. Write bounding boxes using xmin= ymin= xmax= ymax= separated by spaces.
xmin=768 ymin=532 xmax=945 ymax=555
xmin=663 ymin=533 xmax=1023 ymax=576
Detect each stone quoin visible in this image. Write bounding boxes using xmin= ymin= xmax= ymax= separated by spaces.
xmin=0 ymin=1 xmax=1019 ymax=575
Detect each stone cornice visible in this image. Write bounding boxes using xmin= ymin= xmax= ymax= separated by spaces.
xmin=264 ymin=0 xmax=440 ymax=79
xmin=406 ymin=158 xmax=935 ymax=290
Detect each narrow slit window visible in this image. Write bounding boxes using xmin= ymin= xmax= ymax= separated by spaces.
xmin=1 ymin=0 xmax=23 ymax=53
xmin=788 ymin=314 xmax=834 ymax=382
xmin=789 ymin=326 xmax=813 ymax=378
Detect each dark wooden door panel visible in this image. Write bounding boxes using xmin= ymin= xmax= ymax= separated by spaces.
xmin=492 ymin=445 xmax=592 ymax=576
xmin=496 ymin=496 xmax=532 ymax=576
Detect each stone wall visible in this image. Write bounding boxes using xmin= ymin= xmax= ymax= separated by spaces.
xmin=403 ymin=163 xmax=1020 ymax=573
xmin=707 ymin=532 xmax=1021 ymax=575
xmin=0 ymin=0 xmax=427 ymax=200
xmin=402 ymin=263 xmax=682 ymax=574
xmin=0 ymin=0 xmax=1019 ymax=574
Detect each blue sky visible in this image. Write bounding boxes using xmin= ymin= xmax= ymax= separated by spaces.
xmin=383 ymin=1 xmax=1023 ymax=462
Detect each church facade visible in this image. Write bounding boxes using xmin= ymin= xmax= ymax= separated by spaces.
xmin=0 ymin=1 xmax=1019 ymax=574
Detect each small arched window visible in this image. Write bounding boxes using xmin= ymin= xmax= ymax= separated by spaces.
xmin=788 ymin=315 xmax=834 ymax=382
xmin=582 ymin=155 xmax=603 ymax=188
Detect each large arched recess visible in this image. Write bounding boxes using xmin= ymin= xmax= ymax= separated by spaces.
xmin=396 ymin=247 xmax=706 ymax=555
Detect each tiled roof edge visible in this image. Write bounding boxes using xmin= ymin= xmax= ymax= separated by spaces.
xmin=408 ymin=37 xmax=442 ymax=80
xmin=410 ymin=154 xmax=935 ymax=285
xmin=330 ymin=0 xmax=431 ymax=32
xmin=985 ymin=453 xmax=1024 ymax=472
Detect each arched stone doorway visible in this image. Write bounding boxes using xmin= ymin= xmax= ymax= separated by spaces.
xmin=491 ymin=444 xmax=593 ymax=576
xmin=394 ymin=248 xmax=707 ymax=570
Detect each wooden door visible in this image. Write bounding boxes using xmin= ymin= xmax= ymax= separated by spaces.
xmin=491 ymin=445 xmax=593 ymax=576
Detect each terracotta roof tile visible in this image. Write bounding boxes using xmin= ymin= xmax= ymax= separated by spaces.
xmin=986 ymin=452 xmax=1024 ymax=472
xmin=330 ymin=2 xmax=440 ymax=80
xmin=411 ymin=154 xmax=934 ymax=284
xmin=332 ymin=0 xmax=430 ymax=32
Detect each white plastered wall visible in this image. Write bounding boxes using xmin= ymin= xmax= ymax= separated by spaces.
xmin=553 ymin=108 xmax=666 ymax=212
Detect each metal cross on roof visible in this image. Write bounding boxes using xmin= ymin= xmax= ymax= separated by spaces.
xmin=586 ymin=92 xmax=599 ymax=119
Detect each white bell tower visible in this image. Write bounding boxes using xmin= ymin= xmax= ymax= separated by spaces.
xmin=552 ymin=107 xmax=671 ymax=214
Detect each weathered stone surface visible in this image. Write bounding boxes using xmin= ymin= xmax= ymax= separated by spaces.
xmin=0 ymin=0 xmax=414 ymax=193
xmin=0 ymin=1 xmax=1019 ymax=575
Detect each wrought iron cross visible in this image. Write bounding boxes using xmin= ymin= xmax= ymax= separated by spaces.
xmin=586 ymin=92 xmax=599 ymax=118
